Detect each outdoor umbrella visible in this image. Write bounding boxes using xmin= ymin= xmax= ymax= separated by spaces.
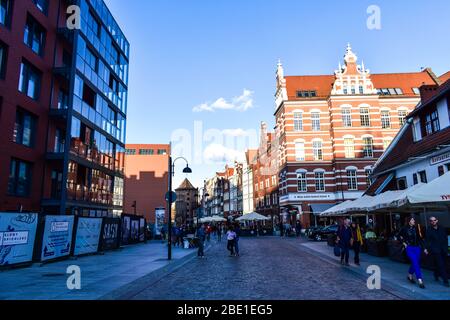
xmin=236 ymin=212 xmax=270 ymax=221
xmin=210 ymin=215 xmax=227 ymax=222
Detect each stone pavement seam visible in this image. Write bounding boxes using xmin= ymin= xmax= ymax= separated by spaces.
xmin=290 ymin=240 xmax=429 ymax=301
xmin=99 ymin=242 xmax=216 ymax=300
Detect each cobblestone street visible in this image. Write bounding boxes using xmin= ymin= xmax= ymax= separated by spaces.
xmin=129 ymin=237 xmax=400 ymax=300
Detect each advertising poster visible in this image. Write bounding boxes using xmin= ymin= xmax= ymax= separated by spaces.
xmin=100 ymin=218 xmax=121 ymax=251
xmin=0 ymin=212 xmax=38 ymax=266
xmin=130 ymin=218 xmax=140 ymax=243
xmin=122 ymin=216 xmax=131 ymax=245
xmin=155 ymin=208 xmax=165 ymax=236
xmin=74 ymin=217 xmax=103 ymax=256
xmin=41 ymin=215 xmax=75 ymax=262
xmin=139 ymin=218 xmax=145 ymax=242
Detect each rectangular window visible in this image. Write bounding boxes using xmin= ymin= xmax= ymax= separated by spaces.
xmin=344 ymin=138 xmax=355 ymax=158
xmin=295 ymin=141 xmax=305 ymax=161
xmin=395 ymin=88 xmax=403 ymax=95
xmin=381 ymin=110 xmax=391 ymax=129
xmin=438 ymin=165 xmax=445 ymax=177
xmin=315 ymin=172 xmax=325 ymax=192
xmin=0 ymin=41 xmax=6 ymax=78
xmin=423 ymin=110 xmax=440 ymax=136
xmin=296 ymin=90 xmax=317 ymax=98
xmin=363 ymin=137 xmax=374 ymax=158
xmin=412 ymin=88 xmax=420 ymax=95
xmin=297 ymin=172 xmax=307 ymax=192
xmin=360 ymin=107 xmax=371 ymax=126
xmin=342 ymin=108 xmax=352 ymax=127
xmin=8 ymin=159 xmax=32 ymax=197
xmin=413 ymin=173 xmax=418 ymax=185
xmin=265 ymin=179 xmax=270 ymax=188
xmin=125 ymin=149 xmax=136 ymax=155
xmin=85 ymin=48 xmax=98 ymax=72
xmin=139 ymin=149 xmax=154 ymax=155
xmin=365 ymin=169 xmax=372 ymax=186
xmin=359 ymin=86 xmax=364 ymax=94
xmin=397 ymin=177 xmax=407 ymax=190
xmin=13 ymin=108 xmax=37 ymax=147
xmin=0 ymin=0 xmax=12 ymax=27
xmin=313 ymin=141 xmax=323 ymax=161
xmin=18 ymin=60 xmax=41 ymax=100
xmin=418 ymin=171 xmax=427 ymax=183
xmin=57 ymin=89 xmax=69 ymax=109
xmin=260 ymin=182 xmax=263 ymax=190
xmin=347 ymin=170 xmax=358 ymax=191
xmin=157 ymin=149 xmax=167 ymax=155
xmin=293 ymin=112 xmax=303 ymax=131
xmin=24 ymin=15 xmax=46 ymax=56
xmin=255 ymin=183 xmax=258 ymax=192
xmin=311 ymin=112 xmax=321 ymax=131
xmin=32 ymin=0 xmax=48 ymax=14
xmin=398 ymin=110 xmax=408 ymax=127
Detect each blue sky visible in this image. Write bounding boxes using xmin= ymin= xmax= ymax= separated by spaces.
xmin=104 ymin=0 xmax=450 ymax=188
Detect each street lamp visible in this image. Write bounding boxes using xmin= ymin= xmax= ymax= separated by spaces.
xmin=167 ymin=155 xmax=192 ymax=261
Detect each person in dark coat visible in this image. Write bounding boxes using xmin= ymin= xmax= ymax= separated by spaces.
xmin=398 ymin=216 xmax=426 ymax=289
xmin=336 ymin=218 xmax=353 ymax=266
xmin=196 ymin=224 xmax=206 ymax=258
xmin=296 ymin=221 xmax=302 ymax=237
xmin=425 ymin=216 xmax=449 ymax=287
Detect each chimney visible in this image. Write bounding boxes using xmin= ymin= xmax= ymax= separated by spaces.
xmin=419 ymin=83 xmax=439 ymax=103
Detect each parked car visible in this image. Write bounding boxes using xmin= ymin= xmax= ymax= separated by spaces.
xmin=305 ymin=226 xmax=324 ymax=238
xmin=308 ymin=224 xmax=339 ymax=241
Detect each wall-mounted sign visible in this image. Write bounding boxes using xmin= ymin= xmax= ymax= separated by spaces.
xmin=74 ymin=217 xmax=103 ymax=256
xmin=41 ymin=215 xmax=74 ymax=262
xmin=0 ymin=213 xmax=38 ymax=266
xmin=430 ymin=152 xmax=450 ymax=166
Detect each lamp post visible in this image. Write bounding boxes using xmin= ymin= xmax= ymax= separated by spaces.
xmin=167 ymin=154 xmax=192 ymax=261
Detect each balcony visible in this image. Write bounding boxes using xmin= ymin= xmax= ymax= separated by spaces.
xmin=67 ymin=182 xmax=113 ymax=206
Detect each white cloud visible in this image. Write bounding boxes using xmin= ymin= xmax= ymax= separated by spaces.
xmin=221 ymin=128 xmax=251 ymax=137
xmin=193 ymin=89 xmax=254 ymax=113
xmin=203 ymin=144 xmax=245 ymax=164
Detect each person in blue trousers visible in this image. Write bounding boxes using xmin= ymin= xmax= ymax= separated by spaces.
xmin=399 ymin=216 xmax=426 ymax=289
xmin=336 ymin=218 xmax=353 ymax=266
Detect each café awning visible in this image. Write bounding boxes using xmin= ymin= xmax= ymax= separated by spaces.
xmin=236 ymin=212 xmax=270 ymax=221
xmin=407 ymin=172 xmax=450 ymax=204
xmin=310 ymin=203 xmax=336 ymax=216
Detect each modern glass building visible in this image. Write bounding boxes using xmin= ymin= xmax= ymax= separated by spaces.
xmin=42 ymin=0 xmax=129 ymax=217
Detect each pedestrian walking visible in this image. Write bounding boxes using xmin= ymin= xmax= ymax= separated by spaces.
xmin=425 ymin=216 xmax=449 ymax=287
xmin=336 ymin=218 xmax=353 ymax=266
xmin=196 ymin=224 xmax=206 ymax=258
xmin=296 ymin=221 xmax=302 ymax=237
xmin=226 ymin=226 xmax=237 ymax=256
xmin=351 ymin=222 xmax=364 ymax=266
xmin=399 ymin=216 xmax=426 ymax=289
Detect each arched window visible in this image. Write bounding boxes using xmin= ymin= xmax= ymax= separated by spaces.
xmin=381 ymin=109 xmax=391 ymax=129
xmin=360 ymin=107 xmax=371 ymax=127
xmin=311 ymin=111 xmax=321 ymax=131
xmin=344 ymin=136 xmax=355 ymax=158
xmin=341 ymin=107 xmax=352 ymax=127
xmin=363 ymin=136 xmax=374 ymax=158
xmin=295 ymin=140 xmax=305 ymax=161
xmin=314 ymin=170 xmax=325 ymax=192
xmin=297 ymin=170 xmax=307 ymax=192
xmin=398 ymin=108 xmax=408 ymax=127
xmin=346 ymin=168 xmax=358 ymax=191
xmin=293 ymin=111 xmax=303 ymax=131
xmin=312 ymin=140 xmax=323 ymax=161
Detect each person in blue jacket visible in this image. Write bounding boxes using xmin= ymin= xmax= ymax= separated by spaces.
xmin=336 ymin=218 xmax=353 ymax=266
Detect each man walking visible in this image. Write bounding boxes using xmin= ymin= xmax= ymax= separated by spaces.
xmin=336 ymin=218 xmax=353 ymax=266
xmin=234 ymin=223 xmax=241 ymax=257
xmin=425 ymin=216 xmax=449 ymax=287
xmin=196 ymin=224 xmax=206 ymax=258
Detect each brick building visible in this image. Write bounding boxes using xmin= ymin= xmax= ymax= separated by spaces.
xmin=275 ymin=44 xmax=441 ymax=227
xmin=175 ymin=178 xmax=198 ymax=226
xmin=0 ymin=0 xmax=129 ymax=217
xmin=253 ymin=123 xmax=279 ymax=222
xmin=123 ymin=144 xmax=169 ymax=223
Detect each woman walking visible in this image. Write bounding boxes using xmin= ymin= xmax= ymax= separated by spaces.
xmin=226 ymin=226 xmax=236 ymax=256
xmin=399 ymin=216 xmax=426 ymax=289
